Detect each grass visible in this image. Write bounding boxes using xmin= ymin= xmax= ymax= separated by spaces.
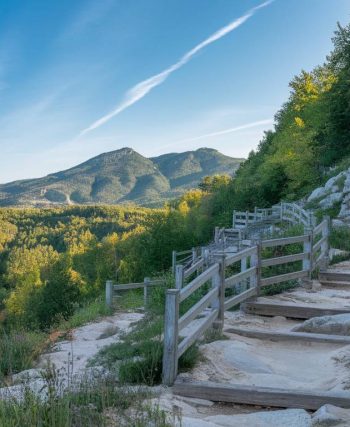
xmin=89 ymin=315 xmax=199 ymax=386
xmin=0 ymin=330 xmax=46 ymax=382
xmin=330 ymin=226 xmax=350 ymax=252
xmin=57 ymin=297 xmax=112 ymax=331
xmin=0 ymin=375 xmax=172 ymax=427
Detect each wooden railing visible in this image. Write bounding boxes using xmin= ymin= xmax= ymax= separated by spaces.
xmin=163 ymin=216 xmax=330 ymax=385
xmin=105 ymin=278 xmax=165 ymax=308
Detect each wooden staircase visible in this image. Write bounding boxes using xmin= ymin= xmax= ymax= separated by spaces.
xmin=319 ymin=269 xmax=350 ymax=288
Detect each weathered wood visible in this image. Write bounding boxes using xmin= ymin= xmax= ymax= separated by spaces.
xmin=242 ymin=300 xmax=350 ymax=319
xmin=113 ymin=281 xmax=162 ymax=291
xmin=173 ymin=380 xmax=350 ymax=410
xmin=184 ymin=259 xmax=204 ymax=279
xmin=224 ymin=287 xmax=257 ymax=311
xmin=225 ymin=267 xmax=256 ymax=288
xmin=177 ymin=309 xmax=218 ymax=358
xmin=319 ymin=279 xmax=350 ymax=288
xmin=319 ymin=271 xmax=350 ymax=283
xmin=313 ymin=235 xmax=328 ymax=253
xmin=180 ymin=263 xmax=219 ymax=302
xmin=262 ymin=235 xmax=308 ymax=248
xmin=261 ymin=270 xmax=308 ymax=287
xmin=178 ymin=288 xmax=218 ymax=331
xmin=105 ymin=280 xmax=113 ymax=307
xmin=225 ymin=246 xmax=257 ymax=267
xmin=313 ymin=220 xmax=326 ymax=236
xmin=212 ymin=255 xmax=225 ymax=330
xmin=226 ymin=327 xmax=350 ymax=344
xmin=261 ymin=252 xmax=307 ymax=268
xmin=144 ymin=277 xmax=150 ymax=307
xmin=162 ymin=289 xmax=180 ymax=385
xmin=175 ymin=265 xmax=184 ymax=289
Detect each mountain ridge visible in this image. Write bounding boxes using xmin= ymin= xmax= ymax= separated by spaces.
xmin=0 ymin=147 xmax=244 ymax=207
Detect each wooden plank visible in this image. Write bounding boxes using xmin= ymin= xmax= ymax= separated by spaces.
xmin=320 ymin=271 xmax=350 ymax=283
xmin=261 ymin=252 xmax=307 ymax=268
xmin=180 ymin=264 xmax=219 ymax=302
xmin=114 ymin=281 xmax=163 ymax=291
xmin=313 ymin=235 xmax=327 ymax=253
xmin=162 ymin=290 xmax=180 ymax=386
xmin=319 ymin=280 xmax=350 ymax=288
xmin=184 ymin=258 xmax=205 ymax=279
xmin=225 ymin=267 xmax=256 ymax=288
xmin=224 ymin=287 xmax=257 ymax=311
xmin=226 ymin=327 xmax=350 ymax=344
xmin=225 ymin=246 xmax=257 ymax=267
xmin=242 ymin=301 xmax=350 ymax=319
xmin=177 ymin=309 xmax=218 ymax=358
xmin=313 ymin=220 xmax=326 ymax=236
xmin=178 ymin=288 xmax=218 ymax=331
xmin=173 ymin=380 xmax=350 ymax=410
xmin=261 ymin=270 xmax=308 ymax=287
xmin=262 ymin=235 xmax=308 ymax=248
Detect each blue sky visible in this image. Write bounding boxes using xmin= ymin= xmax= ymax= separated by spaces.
xmin=0 ymin=0 xmax=349 ymax=183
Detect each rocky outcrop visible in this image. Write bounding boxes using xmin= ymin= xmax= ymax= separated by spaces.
xmin=306 ymin=168 xmax=350 ymax=225
xmin=293 ymin=314 xmax=350 ymax=336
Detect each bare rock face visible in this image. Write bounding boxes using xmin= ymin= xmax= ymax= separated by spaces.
xmin=306 ymin=168 xmax=350 ymax=222
xmin=293 ymin=314 xmax=350 ymax=336
xmin=182 ymin=409 xmax=312 ymax=427
xmin=311 ymin=404 xmax=350 ymax=426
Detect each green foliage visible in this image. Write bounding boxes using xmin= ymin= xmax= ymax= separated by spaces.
xmin=90 ymin=316 xmax=199 ymax=386
xmin=330 ymin=226 xmax=350 ymax=252
xmin=0 ymin=330 xmax=45 ymax=380
xmin=0 ymin=376 xmax=171 ymax=427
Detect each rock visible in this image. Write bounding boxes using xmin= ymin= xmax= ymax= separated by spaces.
xmin=319 ymin=193 xmax=343 ymax=209
xmin=201 ymin=409 xmax=311 ymax=427
xmin=308 ymin=187 xmax=328 ymax=203
xmin=12 ymin=368 xmax=41 ymax=385
xmin=293 ymin=314 xmax=350 ymax=335
xmin=312 ymin=404 xmax=350 ymax=426
xmin=332 ymin=219 xmax=346 ymax=228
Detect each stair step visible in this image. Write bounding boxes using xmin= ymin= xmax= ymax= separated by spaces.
xmin=319 ymin=279 xmax=350 ymax=288
xmin=319 ymin=271 xmax=350 ymax=283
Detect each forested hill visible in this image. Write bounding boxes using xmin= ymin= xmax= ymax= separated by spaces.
xmin=0 ymin=147 xmax=243 ymax=207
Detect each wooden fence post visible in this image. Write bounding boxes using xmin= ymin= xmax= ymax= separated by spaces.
xmin=106 ymin=280 xmax=113 ymax=308
xmin=162 ymin=289 xmax=180 ymax=386
xmin=144 ymin=277 xmax=151 ymax=308
xmin=240 ymin=256 xmax=247 ymax=292
xmin=303 ymin=226 xmax=313 ymax=286
xmin=233 ymin=210 xmax=236 ymax=228
xmin=212 ymin=256 xmax=225 ymax=331
xmin=172 ymin=251 xmax=177 ymax=276
xmin=192 ymin=247 xmax=197 ymax=264
xmin=252 ymin=243 xmax=262 ymax=296
xmin=175 ymin=265 xmax=184 ymax=289
xmin=320 ymin=216 xmax=331 ymax=270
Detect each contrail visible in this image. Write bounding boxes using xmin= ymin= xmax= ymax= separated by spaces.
xmin=175 ymin=119 xmax=274 ymax=145
xmin=80 ymin=1 xmax=273 ymax=136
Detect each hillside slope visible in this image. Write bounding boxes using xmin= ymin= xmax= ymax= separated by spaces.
xmin=0 ymin=147 xmax=243 ymax=207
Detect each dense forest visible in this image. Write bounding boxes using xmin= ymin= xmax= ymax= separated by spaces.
xmin=0 ymin=21 xmax=350 ymax=354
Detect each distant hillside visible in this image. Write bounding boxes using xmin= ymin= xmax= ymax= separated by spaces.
xmin=0 ymin=148 xmax=243 ymax=207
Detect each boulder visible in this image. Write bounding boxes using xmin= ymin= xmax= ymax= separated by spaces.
xmin=319 ymin=193 xmax=343 ymax=209
xmin=312 ymin=404 xmax=350 ymax=426
xmin=293 ymin=314 xmax=350 ymax=336
xmin=308 ymin=187 xmax=328 ymax=203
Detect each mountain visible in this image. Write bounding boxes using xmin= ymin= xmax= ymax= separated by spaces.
xmin=0 ymin=147 xmax=244 ymax=207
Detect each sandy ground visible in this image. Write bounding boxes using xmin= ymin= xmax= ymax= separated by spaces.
xmin=38 ymin=311 xmax=143 ymax=374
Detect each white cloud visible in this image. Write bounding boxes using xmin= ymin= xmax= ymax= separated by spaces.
xmin=174 ymin=119 xmax=274 ymax=145
xmin=79 ymin=1 xmax=273 ymax=136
